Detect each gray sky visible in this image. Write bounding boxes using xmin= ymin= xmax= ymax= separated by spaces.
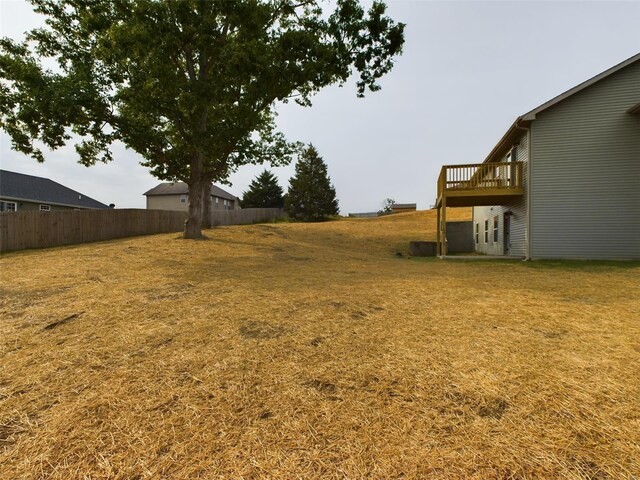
xmin=1 ymin=1 xmax=639 ymax=213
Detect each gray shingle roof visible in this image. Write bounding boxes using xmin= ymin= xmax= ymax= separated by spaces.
xmin=143 ymin=182 xmax=237 ymax=201
xmin=0 ymin=170 xmax=110 ymax=209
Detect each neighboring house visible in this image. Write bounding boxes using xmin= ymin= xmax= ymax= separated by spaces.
xmin=391 ymin=203 xmax=417 ymax=214
xmin=435 ymin=53 xmax=640 ymax=260
xmin=144 ymin=182 xmax=240 ymax=212
xmin=0 ymin=170 xmax=110 ymax=212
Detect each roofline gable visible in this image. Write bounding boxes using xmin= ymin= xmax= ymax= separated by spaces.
xmin=521 ymin=52 xmax=640 ymax=121
xmin=482 ymin=52 xmax=640 ymax=164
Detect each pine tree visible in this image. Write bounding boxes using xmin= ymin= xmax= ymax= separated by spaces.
xmin=286 ymin=145 xmax=339 ymax=221
xmin=241 ymin=170 xmax=284 ymax=208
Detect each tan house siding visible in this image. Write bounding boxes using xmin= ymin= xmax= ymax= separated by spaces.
xmin=146 ymin=195 xmax=189 ymax=212
xmin=146 ymin=194 xmax=239 ymax=212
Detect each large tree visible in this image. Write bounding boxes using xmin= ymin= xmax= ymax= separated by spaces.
xmin=241 ymin=170 xmax=284 ymax=209
xmin=285 ymin=144 xmax=339 ymax=222
xmin=0 ymin=0 xmax=405 ymax=238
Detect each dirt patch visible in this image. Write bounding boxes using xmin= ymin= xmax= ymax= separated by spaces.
xmin=477 ymin=398 xmax=509 ymax=419
xmin=0 ymin=418 xmax=29 ymax=450
xmin=43 ymin=312 xmax=83 ymax=331
xmin=239 ymin=320 xmax=287 ymax=340
xmin=533 ymin=328 xmax=567 ymax=339
xmin=443 ymin=390 xmax=509 ymax=420
xmin=304 ymin=379 xmax=337 ymax=394
xmin=570 ymin=458 xmax=609 ymax=480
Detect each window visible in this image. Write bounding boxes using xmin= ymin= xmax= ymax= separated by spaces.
xmin=493 ymin=216 xmax=499 ymax=243
xmin=484 ymin=219 xmax=489 ymax=243
xmin=215 ymin=197 xmax=219 ymax=204
xmin=475 ymin=223 xmax=479 ymax=244
xmin=179 ymin=195 xmax=187 ymax=203
xmin=0 ymin=201 xmax=17 ymax=212
xmin=39 ymin=204 xmax=51 ymax=211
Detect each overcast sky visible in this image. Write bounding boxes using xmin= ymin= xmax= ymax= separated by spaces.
xmin=1 ymin=1 xmax=639 ymax=213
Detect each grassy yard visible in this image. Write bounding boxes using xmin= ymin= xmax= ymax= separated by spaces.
xmin=1 ymin=209 xmax=639 ymax=479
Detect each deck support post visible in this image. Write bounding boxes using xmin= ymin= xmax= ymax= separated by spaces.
xmin=436 ymin=205 xmax=441 ymax=256
xmin=441 ymin=196 xmax=447 ymax=256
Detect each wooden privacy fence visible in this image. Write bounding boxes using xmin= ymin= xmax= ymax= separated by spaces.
xmin=210 ymin=208 xmax=283 ymax=227
xmin=0 ymin=208 xmax=283 ymax=253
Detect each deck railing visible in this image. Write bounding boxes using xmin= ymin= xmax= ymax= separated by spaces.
xmin=437 ymin=161 xmax=523 ymax=199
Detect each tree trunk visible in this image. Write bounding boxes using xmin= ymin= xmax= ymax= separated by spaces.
xmin=184 ymin=154 xmax=205 ymax=239
xmin=201 ymin=181 xmax=212 ymax=229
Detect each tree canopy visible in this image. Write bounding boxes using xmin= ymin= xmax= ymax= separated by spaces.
xmin=241 ymin=170 xmax=284 ymax=209
xmin=285 ymin=145 xmax=339 ymax=222
xmin=0 ymin=0 xmax=405 ymax=237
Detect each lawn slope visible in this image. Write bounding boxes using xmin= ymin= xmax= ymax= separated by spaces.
xmin=1 ymin=209 xmax=639 ymax=479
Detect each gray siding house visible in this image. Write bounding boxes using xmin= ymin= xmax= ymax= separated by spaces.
xmin=144 ymin=182 xmax=240 ymax=212
xmin=436 ymin=53 xmax=640 ymax=260
xmin=0 ymin=170 xmax=110 ymax=211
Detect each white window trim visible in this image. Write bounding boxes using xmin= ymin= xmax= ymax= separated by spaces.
xmin=484 ymin=219 xmax=489 ymax=244
xmin=1 ymin=201 xmax=17 ymax=212
xmin=493 ymin=216 xmax=499 ymax=243
xmin=39 ymin=204 xmax=51 ymax=211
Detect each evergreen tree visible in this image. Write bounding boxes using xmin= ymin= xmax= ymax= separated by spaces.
xmin=286 ymin=146 xmax=339 ymax=221
xmin=241 ymin=170 xmax=284 ymax=208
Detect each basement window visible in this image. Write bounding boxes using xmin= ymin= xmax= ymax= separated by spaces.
xmin=0 ymin=201 xmax=17 ymax=212
xmin=484 ymin=219 xmax=489 ymax=243
xmin=493 ymin=216 xmax=499 ymax=242
xmin=39 ymin=204 xmax=51 ymax=211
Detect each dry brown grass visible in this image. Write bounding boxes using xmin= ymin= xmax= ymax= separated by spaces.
xmin=1 ymin=208 xmax=639 ymax=479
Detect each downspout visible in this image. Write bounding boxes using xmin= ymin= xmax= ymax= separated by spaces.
xmin=515 ymin=120 xmax=532 ymax=260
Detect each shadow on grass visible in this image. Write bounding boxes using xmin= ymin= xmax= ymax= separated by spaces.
xmin=523 ymin=259 xmax=640 ymax=271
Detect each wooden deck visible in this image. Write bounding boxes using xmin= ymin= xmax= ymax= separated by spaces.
xmin=436 ymin=162 xmax=524 ymax=255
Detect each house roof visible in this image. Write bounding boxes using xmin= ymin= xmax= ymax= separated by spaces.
xmin=483 ymin=52 xmax=640 ymax=163
xmin=143 ymin=182 xmax=237 ymax=201
xmin=0 ymin=170 xmax=110 ymax=209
